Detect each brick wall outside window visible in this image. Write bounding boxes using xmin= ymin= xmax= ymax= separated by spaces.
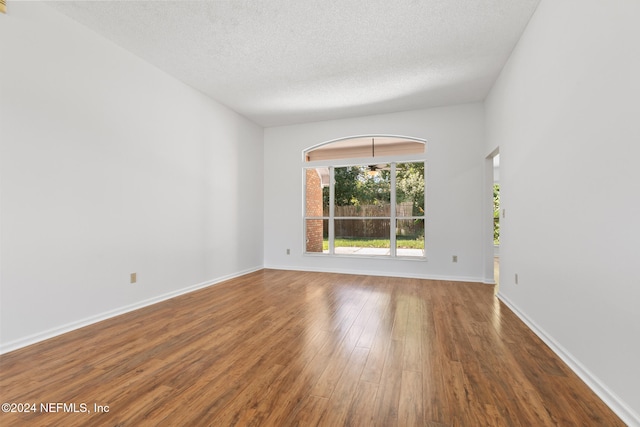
xmin=305 ymin=169 xmax=324 ymax=252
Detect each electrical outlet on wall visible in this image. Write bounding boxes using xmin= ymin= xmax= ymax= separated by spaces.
xmin=452 ymin=255 xmax=458 ymax=263
xmin=286 ymin=249 xmax=290 ymax=255
xmin=130 ymin=272 xmax=137 ymax=284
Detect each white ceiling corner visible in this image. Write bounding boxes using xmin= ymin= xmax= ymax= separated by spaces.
xmin=46 ymin=0 xmax=540 ymax=127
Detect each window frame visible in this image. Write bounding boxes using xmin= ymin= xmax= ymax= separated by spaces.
xmin=303 ymin=147 xmax=427 ymax=260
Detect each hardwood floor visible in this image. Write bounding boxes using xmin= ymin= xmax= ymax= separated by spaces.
xmin=0 ymin=269 xmax=624 ymax=426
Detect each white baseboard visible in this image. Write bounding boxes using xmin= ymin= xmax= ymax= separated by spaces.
xmin=498 ymin=292 xmax=640 ymax=427
xmin=0 ymin=266 xmax=263 ymax=355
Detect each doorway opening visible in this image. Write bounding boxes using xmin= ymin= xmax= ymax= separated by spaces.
xmin=493 ymin=153 xmax=500 ymax=288
xmin=484 ymin=148 xmax=500 ymax=288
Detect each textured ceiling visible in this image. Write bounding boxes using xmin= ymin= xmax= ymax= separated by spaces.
xmin=47 ymin=0 xmax=540 ymax=127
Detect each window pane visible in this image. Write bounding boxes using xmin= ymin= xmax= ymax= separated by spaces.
xmin=305 ymin=219 xmax=328 ymax=253
xmin=396 ymin=162 xmax=425 ymax=217
xmin=305 ymin=168 xmax=329 ymax=217
xmin=335 ymin=219 xmax=390 ymax=255
xmin=396 ymin=218 xmax=425 ymax=257
xmin=334 ymin=166 xmax=390 ymax=217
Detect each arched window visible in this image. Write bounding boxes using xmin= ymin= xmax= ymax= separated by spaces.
xmin=303 ymin=135 xmax=426 ymax=258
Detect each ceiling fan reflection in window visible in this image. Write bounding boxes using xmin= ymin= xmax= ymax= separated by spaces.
xmin=367 ymin=138 xmax=390 ymax=176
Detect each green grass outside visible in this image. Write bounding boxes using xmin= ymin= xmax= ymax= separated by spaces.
xmin=323 ymin=237 xmax=424 ymax=250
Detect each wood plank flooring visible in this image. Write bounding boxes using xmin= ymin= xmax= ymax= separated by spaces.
xmin=0 ymin=269 xmax=624 ymax=426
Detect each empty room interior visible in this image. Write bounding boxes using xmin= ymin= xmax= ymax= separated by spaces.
xmin=1 ymin=0 xmax=639 ymax=426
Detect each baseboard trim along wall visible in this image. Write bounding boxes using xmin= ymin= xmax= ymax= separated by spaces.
xmin=498 ymin=292 xmax=640 ymax=427
xmin=0 ymin=266 xmax=263 ymax=355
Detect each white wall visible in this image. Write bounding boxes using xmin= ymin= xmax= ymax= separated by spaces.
xmin=0 ymin=2 xmax=264 ymax=352
xmin=264 ymin=104 xmax=486 ymax=281
xmin=486 ymin=0 xmax=640 ymax=423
